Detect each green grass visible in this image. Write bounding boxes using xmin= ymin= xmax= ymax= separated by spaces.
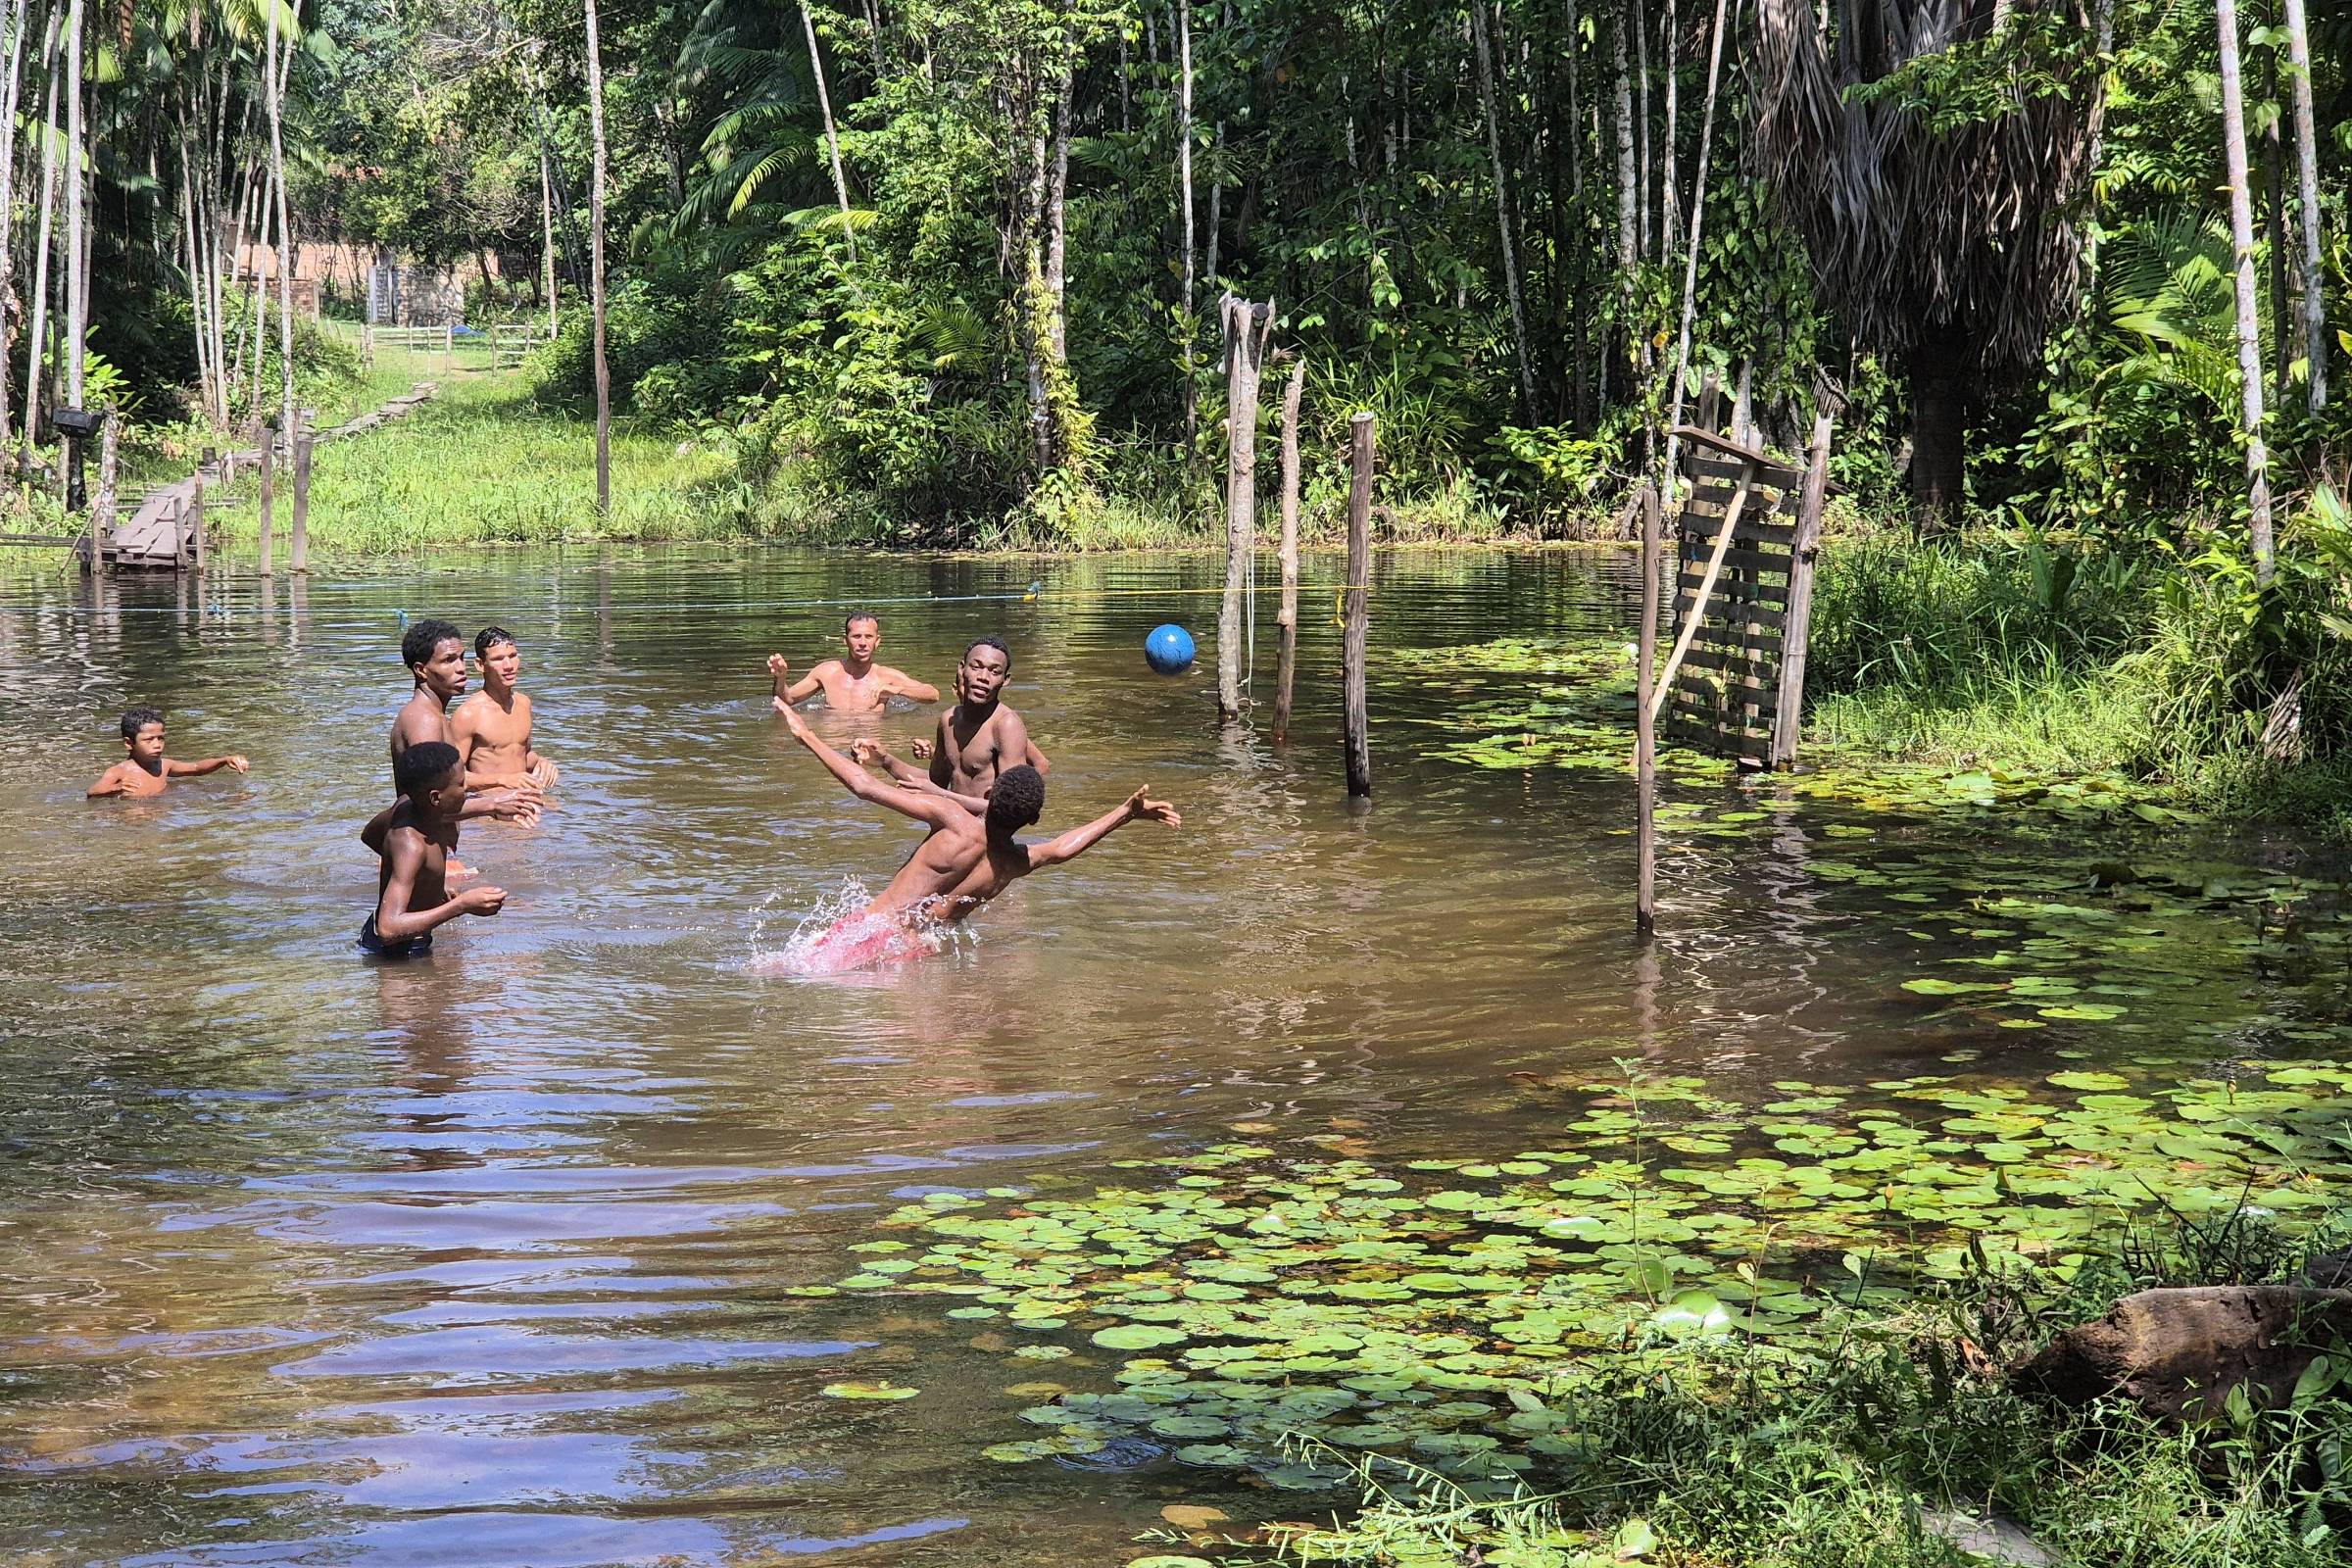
xmin=195 ymin=370 xmax=735 ymax=559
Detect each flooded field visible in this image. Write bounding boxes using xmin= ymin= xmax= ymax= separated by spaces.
xmin=3 ymin=547 xmax=2348 ymax=1565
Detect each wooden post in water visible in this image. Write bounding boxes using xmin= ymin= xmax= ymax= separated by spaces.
xmin=1771 ymin=407 xmax=1836 ymax=768
xmin=1343 ymin=411 xmax=1374 ymax=798
xmin=1273 ymin=355 xmax=1304 ymax=742
xmin=190 ymin=463 xmax=209 ymax=571
xmin=290 ymin=412 xmax=313 ymax=574
xmin=1636 ymin=481 xmax=1661 ymax=934
xmin=1217 ymin=295 xmax=1274 ymax=723
xmin=256 ymin=420 xmax=276 ymax=574
xmin=91 ymin=408 xmax=120 ymax=567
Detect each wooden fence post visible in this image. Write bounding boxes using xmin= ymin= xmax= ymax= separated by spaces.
xmin=1344 ymin=411 xmax=1374 ymax=798
xmin=1636 ymin=481 xmax=1662 ymax=934
xmin=1218 ymin=295 xmax=1274 ymax=722
xmin=91 ymin=408 xmax=120 ymax=566
xmin=256 ymin=420 xmax=276 ymax=574
xmin=290 ymin=413 xmax=313 ymax=574
xmin=1274 ymin=356 xmax=1304 ymax=742
xmin=190 ymin=466 xmax=208 ymax=571
xmin=1772 ymin=409 xmax=1835 ymax=768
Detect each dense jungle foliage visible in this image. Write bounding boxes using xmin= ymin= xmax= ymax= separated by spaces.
xmin=13 ymin=0 xmax=2352 ymax=803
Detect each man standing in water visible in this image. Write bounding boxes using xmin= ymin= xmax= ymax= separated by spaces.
xmin=860 ymin=636 xmax=1049 ymax=800
xmin=767 ymin=612 xmax=940 ymax=714
xmin=774 ymin=701 xmax=1177 ymax=968
xmin=454 ymin=626 xmax=559 ymax=793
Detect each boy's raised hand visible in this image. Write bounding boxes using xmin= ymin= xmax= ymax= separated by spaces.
xmin=1124 ymin=788 xmax=1181 ymax=828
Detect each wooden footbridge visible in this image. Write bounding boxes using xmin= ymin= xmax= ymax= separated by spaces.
xmin=92 ymin=382 xmax=438 ymax=571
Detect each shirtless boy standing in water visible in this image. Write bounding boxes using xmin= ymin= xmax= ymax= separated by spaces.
xmin=360 ymin=741 xmax=508 ymax=958
xmin=453 ymin=626 xmax=558 ymax=793
xmin=776 ymin=701 xmax=1177 ymax=968
xmin=390 ymin=618 xmax=537 ymax=825
xmin=860 ymin=636 xmax=1049 ymax=801
xmin=767 ymin=612 xmax=940 ymax=714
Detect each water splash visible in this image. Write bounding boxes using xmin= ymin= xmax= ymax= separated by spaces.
xmin=747 ymin=878 xmax=973 ymax=977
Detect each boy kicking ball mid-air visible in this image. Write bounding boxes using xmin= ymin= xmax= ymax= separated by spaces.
xmin=767 ymin=612 xmax=941 ymax=714
xmin=454 ymin=626 xmax=559 ymax=793
xmin=774 ymin=701 xmax=1178 ymax=971
xmin=87 ymin=707 xmax=248 ymax=798
xmin=360 ymin=741 xmax=508 ymax=959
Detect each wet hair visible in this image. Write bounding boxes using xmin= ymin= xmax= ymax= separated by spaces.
xmin=402 ymin=617 xmax=464 ymax=673
xmin=474 ymin=625 xmax=517 ymax=658
xmin=963 ymin=635 xmax=1012 ymax=672
xmin=395 ymin=740 xmax=462 ymax=798
xmin=844 ymin=612 xmax=879 ymax=633
xmin=986 ymin=764 xmax=1045 ymax=836
xmin=120 ymin=705 xmax=165 ymax=741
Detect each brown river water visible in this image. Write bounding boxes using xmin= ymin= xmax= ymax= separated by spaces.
xmin=2 ymin=546 xmax=2347 ymax=1566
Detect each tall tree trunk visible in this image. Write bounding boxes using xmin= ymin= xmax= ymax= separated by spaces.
xmin=2281 ymin=0 xmax=2326 ymax=411
xmin=1660 ymin=0 xmax=1730 ymax=491
xmin=1471 ymin=0 xmax=1535 ymax=419
xmin=1631 ymin=0 xmax=1650 ymax=261
xmin=2263 ymin=37 xmax=2290 ymax=409
xmin=541 ymin=143 xmax=558 ymax=334
xmin=1909 ymin=318 xmax=1967 ymax=531
xmin=0 ymin=0 xmax=29 ymax=465
xmin=21 ymin=10 xmax=58 ymax=472
xmin=800 ymin=0 xmax=858 ymax=262
xmin=584 ymin=0 xmax=612 ymax=513
xmin=1177 ymin=0 xmax=1196 ymax=449
xmin=1611 ymin=14 xmax=1637 ymax=413
xmin=268 ymin=0 xmax=298 ymax=456
xmin=1045 ymin=60 xmax=1071 ymax=369
xmin=1660 ymin=0 xmax=1678 ymax=257
xmin=2215 ymin=0 xmax=2274 ymax=584
xmin=61 ymin=0 xmax=80 ymax=409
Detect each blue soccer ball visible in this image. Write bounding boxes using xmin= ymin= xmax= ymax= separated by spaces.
xmin=1145 ymin=623 xmax=1197 ymax=674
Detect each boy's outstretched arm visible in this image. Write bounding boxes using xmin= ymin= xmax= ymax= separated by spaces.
xmin=768 ymin=654 xmax=823 ymax=705
xmin=883 ymin=666 xmax=942 ymax=704
xmin=86 ymin=763 xmax=130 ymax=798
xmin=1026 ymin=788 xmax=1182 ymax=870
xmin=781 ymin=703 xmax=959 ymax=828
xmin=167 ymin=754 xmax=249 ymax=777
xmin=374 ymin=832 xmax=507 ymax=942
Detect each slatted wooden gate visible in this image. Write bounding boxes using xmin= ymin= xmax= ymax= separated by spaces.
xmin=1660 ymin=423 xmax=1827 ymax=770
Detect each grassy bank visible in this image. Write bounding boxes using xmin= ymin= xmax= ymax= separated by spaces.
xmin=187 ymin=369 xmax=735 ymax=558
xmin=1801 ymin=510 xmax=2352 ymax=836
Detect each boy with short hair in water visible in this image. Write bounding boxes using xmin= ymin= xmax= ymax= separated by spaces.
xmin=767 ymin=612 xmax=941 ymax=714
xmin=87 ymin=706 xmax=248 ymax=798
xmin=775 ymin=701 xmax=1177 ymax=969
xmin=360 ymin=740 xmax=508 ymax=958
xmin=859 ymin=636 xmax=1049 ymax=803
xmin=453 ymin=626 xmax=558 ymax=793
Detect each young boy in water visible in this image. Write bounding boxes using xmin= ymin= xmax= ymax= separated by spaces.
xmin=863 ymin=637 xmax=1049 ymax=803
xmin=767 ymin=612 xmax=941 ymax=714
xmin=86 ymin=706 xmax=249 ymax=798
xmin=453 ymin=626 xmax=559 ymax=793
xmin=777 ymin=701 xmax=1177 ymax=967
xmin=359 ymin=740 xmax=508 ymax=958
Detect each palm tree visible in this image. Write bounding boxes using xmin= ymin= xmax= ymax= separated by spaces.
xmin=1750 ymin=0 xmax=2110 ymax=530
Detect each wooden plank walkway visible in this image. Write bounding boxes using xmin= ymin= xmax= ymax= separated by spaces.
xmin=106 ymin=382 xmax=440 ymax=570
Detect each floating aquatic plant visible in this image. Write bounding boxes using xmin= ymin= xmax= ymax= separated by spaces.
xmin=835 ymin=1064 xmax=2352 ymax=1493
